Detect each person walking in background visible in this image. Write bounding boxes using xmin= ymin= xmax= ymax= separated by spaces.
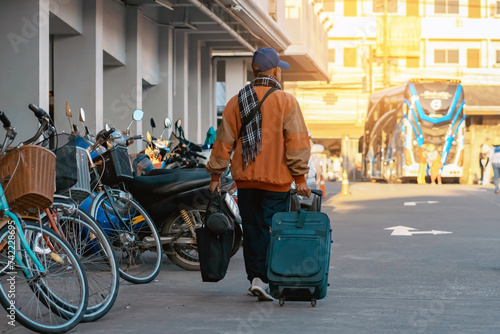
xmin=417 ymin=143 xmax=428 ymax=184
xmin=481 ymin=138 xmax=492 ymax=185
xmin=487 ymin=137 xmax=500 ymax=194
xmin=426 ymin=144 xmax=443 ymax=185
xmin=206 ymin=47 xmax=311 ymax=301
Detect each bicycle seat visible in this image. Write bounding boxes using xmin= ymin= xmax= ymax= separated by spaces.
xmin=128 ymin=168 xmax=211 ymax=198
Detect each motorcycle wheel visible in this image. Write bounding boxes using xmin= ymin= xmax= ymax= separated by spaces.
xmin=161 ymin=205 xmax=242 ymax=271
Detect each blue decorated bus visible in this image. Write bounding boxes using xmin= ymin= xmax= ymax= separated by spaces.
xmin=361 ymin=79 xmax=466 ymax=183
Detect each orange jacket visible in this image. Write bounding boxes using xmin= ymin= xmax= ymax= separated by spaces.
xmin=206 ymin=86 xmax=310 ymax=192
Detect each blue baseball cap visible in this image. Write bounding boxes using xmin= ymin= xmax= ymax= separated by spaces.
xmin=252 ymin=47 xmax=290 ymax=71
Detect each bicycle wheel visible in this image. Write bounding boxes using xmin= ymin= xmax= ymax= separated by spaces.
xmin=43 ymin=198 xmax=120 ymax=322
xmin=0 ymin=222 xmax=88 ymax=333
xmin=91 ymin=189 xmax=162 ymax=284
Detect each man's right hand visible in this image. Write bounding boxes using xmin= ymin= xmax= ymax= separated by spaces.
xmin=296 ymin=182 xmax=311 ymax=198
xmin=209 ymin=180 xmax=220 ymax=193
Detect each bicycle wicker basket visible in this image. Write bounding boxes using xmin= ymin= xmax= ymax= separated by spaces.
xmin=0 ymin=145 xmax=56 ymax=213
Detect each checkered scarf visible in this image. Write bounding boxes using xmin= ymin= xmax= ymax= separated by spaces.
xmin=238 ymin=76 xmax=282 ymax=169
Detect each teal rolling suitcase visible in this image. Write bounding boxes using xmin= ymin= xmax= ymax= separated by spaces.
xmin=267 ymin=190 xmax=332 ymax=306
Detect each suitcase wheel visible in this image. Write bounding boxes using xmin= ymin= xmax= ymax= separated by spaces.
xmin=311 ymin=299 xmax=316 ymax=307
xmin=279 ymin=298 xmax=285 ymax=306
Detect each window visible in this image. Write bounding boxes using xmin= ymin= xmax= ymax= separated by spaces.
xmin=406 ymin=57 xmax=420 ymax=68
xmin=497 ymin=1 xmax=500 ymax=15
xmin=269 ymin=0 xmax=277 ymax=21
xmin=468 ymin=0 xmax=480 ymax=18
xmin=344 ymin=0 xmax=357 ymax=17
xmin=496 ymin=50 xmax=500 ymax=64
xmin=322 ymin=0 xmax=335 ymax=12
xmin=328 ymin=48 xmax=336 ymax=63
xmin=435 ymin=0 xmax=459 ymax=14
xmin=434 ymin=49 xmax=459 ymax=64
xmin=467 ymin=49 xmax=480 ymax=68
xmin=373 ymin=0 xmax=398 ymax=13
xmin=344 ymin=47 xmax=357 ymax=67
xmin=407 ymin=0 xmax=419 ymax=16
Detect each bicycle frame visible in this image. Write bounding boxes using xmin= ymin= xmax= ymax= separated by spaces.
xmin=0 ymin=182 xmax=46 ymax=277
xmin=79 ymin=138 xmax=145 ymax=234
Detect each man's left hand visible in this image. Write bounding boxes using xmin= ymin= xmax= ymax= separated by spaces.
xmin=296 ymin=182 xmax=311 ymax=198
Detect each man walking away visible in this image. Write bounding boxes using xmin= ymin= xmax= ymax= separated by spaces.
xmin=488 ymin=137 xmax=500 ymax=194
xmin=481 ymin=138 xmax=492 ymax=185
xmin=206 ymin=47 xmax=311 ymax=301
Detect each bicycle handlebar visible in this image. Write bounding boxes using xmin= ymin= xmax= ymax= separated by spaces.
xmin=0 ymin=111 xmax=11 ymax=128
xmin=28 ymin=103 xmax=47 ymax=119
xmin=192 ymin=152 xmax=206 ymax=160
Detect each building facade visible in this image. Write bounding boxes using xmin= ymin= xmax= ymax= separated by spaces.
xmin=0 ymin=0 xmax=330 ymax=148
xmin=291 ymin=0 xmax=500 ymax=180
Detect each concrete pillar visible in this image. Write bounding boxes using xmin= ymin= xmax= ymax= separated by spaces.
xmin=103 ymin=6 xmax=142 ymax=146
xmin=188 ymin=37 xmax=201 ymax=143
xmin=53 ymin=0 xmax=103 ymax=134
xmin=200 ymin=45 xmax=214 ymax=134
xmin=173 ymin=30 xmax=188 ymax=137
xmin=143 ymin=27 xmax=174 ymax=140
xmin=225 ymin=58 xmax=248 ymax=103
xmin=0 ymin=0 xmax=50 ymax=143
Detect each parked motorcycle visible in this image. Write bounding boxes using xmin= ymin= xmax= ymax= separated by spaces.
xmin=127 ymin=165 xmax=242 ymax=271
xmin=76 ymin=111 xmax=242 ymax=271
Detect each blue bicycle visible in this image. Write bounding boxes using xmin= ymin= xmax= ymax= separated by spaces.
xmin=0 ymin=110 xmax=88 ymax=333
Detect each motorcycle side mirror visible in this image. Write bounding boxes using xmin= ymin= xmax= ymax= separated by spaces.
xmin=159 ymin=118 xmax=172 ymax=140
xmin=175 ymin=118 xmax=182 ymax=128
xmin=147 ymin=131 xmax=152 ymax=143
xmin=105 ymin=123 xmax=111 ymax=131
xmin=66 ymin=101 xmax=74 ymax=133
xmin=79 ymin=108 xmax=87 ymax=136
xmin=127 ymin=109 xmax=144 ymax=136
xmin=79 ymin=108 xmax=86 ymax=122
xmin=164 ymin=118 xmax=172 ymax=129
xmin=65 ymin=101 xmax=72 ymax=118
xmin=150 ymin=118 xmax=156 ymax=129
xmin=133 ymin=109 xmax=144 ymax=121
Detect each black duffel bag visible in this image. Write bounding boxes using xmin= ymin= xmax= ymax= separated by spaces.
xmin=196 ymin=191 xmax=234 ymax=282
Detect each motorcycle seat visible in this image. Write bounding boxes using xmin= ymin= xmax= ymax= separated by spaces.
xmin=129 ymin=168 xmax=211 ymax=197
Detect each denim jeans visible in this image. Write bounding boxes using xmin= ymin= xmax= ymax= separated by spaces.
xmin=237 ymin=188 xmax=290 ymax=283
xmin=492 ymin=163 xmax=500 ymax=191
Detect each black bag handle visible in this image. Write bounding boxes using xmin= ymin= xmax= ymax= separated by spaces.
xmin=205 ymin=191 xmax=225 ymax=219
xmin=238 ymin=87 xmax=277 ymax=139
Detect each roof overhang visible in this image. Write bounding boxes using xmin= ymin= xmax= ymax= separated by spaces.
xmin=463 ymin=85 xmax=500 ymax=115
xmin=281 ymin=52 xmax=330 ymax=82
xmin=231 ymin=0 xmax=291 ymax=52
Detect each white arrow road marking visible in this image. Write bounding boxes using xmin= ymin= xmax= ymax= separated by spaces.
xmin=385 ymin=226 xmax=452 ymax=236
xmin=404 ymin=201 xmax=439 ymax=206
xmin=410 ymin=230 xmax=453 ymax=235
xmin=385 ymin=226 xmax=417 ymax=236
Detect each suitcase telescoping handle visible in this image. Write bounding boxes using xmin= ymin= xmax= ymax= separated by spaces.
xmin=289 ymin=189 xmax=323 ymax=229
xmin=289 ymin=189 xmax=323 ymax=212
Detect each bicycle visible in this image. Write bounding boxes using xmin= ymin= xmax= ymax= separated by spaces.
xmin=23 ymin=104 xmax=120 ymax=322
xmin=78 ymin=109 xmax=162 ymax=284
xmin=43 ymin=195 xmax=120 ymax=322
xmin=0 ymin=110 xmax=88 ymax=333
